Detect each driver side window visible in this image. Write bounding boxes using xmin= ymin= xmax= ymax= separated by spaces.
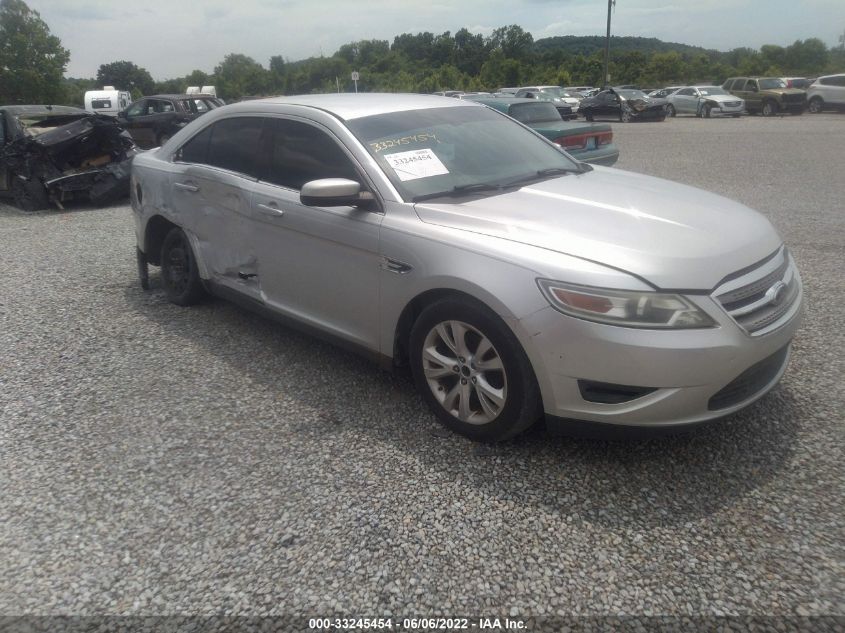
xmin=126 ymin=101 xmax=146 ymax=117
xmin=264 ymin=119 xmax=360 ymax=191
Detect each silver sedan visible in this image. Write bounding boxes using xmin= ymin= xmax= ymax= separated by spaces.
xmin=131 ymin=94 xmax=802 ymax=441
xmin=667 ymin=86 xmax=745 ymax=118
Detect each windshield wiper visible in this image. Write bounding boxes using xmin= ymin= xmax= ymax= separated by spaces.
xmin=502 ymin=166 xmax=580 ymax=187
xmin=412 ymin=182 xmax=505 ymax=203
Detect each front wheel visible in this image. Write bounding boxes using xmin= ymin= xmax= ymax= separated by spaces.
xmin=620 ymin=108 xmax=632 ymax=123
xmin=409 ymin=297 xmax=541 ymax=442
xmin=808 ymin=97 xmax=823 ymax=114
xmin=666 ymin=104 xmax=676 ymax=117
xmin=160 ymin=227 xmax=206 ymax=306
xmin=762 ymin=100 xmax=777 ymax=116
xmin=702 ymin=104 xmax=712 ymax=118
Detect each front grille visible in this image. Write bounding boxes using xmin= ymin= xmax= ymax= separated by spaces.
xmin=724 ymin=101 xmax=741 ymax=107
xmin=782 ymin=93 xmax=806 ymax=104
xmin=708 ymin=345 xmax=789 ymax=410
xmin=713 ymin=247 xmax=801 ymax=335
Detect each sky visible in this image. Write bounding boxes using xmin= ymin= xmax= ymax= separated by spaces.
xmin=26 ymin=0 xmax=845 ymax=80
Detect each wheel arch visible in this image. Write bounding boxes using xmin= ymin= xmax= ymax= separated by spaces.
xmin=144 ymin=214 xmax=179 ymax=266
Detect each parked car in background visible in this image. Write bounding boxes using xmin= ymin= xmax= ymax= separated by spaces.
xmin=515 ymin=86 xmax=581 ymax=115
xmin=579 ymin=88 xmax=668 ymax=122
xmin=497 ymin=87 xmax=519 ymax=95
xmin=469 ymin=97 xmax=618 ymax=165
xmin=666 ymin=86 xmax=744 ymax=118
xmin=722 ymin=77 xmax=806 ymax=116
xmin=807 ymin=73 xmax=845 ymax=113
xmin=118 ymin=94 xmax=223 ymax=148
xmin=564 ymin=86 xmax=594 ymax=96
xmin=779 ymin=77 xmax=812 ymax=90
xmin=648 ymin=86 xmax=683 ymax=99
xmin=131 ymin=93 xmax=802 ymax=441
xmin=0 ymin=105 xmax=138 ymax=210
xmin=511 ymin=89 xmax=576 ymax=119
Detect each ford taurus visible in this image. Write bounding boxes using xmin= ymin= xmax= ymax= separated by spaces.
xmin=131 ymin=94 xmax=803 ymax=441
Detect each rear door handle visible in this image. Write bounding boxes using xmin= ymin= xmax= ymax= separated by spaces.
xmin=174 ymin=182 xmax=199 ymax=192
xmin=257 ymin=202 xmax=284 ymax=217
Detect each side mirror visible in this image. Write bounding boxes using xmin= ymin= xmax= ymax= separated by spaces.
xmin=300 ymin=178 xmax=373 ymax=208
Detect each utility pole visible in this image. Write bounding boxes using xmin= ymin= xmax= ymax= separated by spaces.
xmin=603 ymin=0 xmax=615 ymax=88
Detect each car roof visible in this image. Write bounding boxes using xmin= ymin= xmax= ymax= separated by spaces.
xmin=220 ymin=93 xmax=481 ymax=121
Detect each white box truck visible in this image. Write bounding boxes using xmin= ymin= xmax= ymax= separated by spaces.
xmin=84 ymin=87 xmax=132 ymax=117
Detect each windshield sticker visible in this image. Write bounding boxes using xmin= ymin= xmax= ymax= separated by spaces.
xmin=370 ymin=132 xmax=437 ymax=153
xmin=384 ymin=149 xmax=449 ymax=181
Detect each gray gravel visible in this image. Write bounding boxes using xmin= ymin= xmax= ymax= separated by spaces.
xmin=0 ymin=113 xmax=843 ymax=620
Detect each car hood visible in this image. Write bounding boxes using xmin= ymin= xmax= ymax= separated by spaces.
xmin=703 ymin=94 xmax=742 ymax=103
xmin=413 ymin=167 xmax=781 ymax=290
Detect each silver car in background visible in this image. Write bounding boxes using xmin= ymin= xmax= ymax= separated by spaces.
xmin=131 ymin=94 xmax=802 ymax=441
xmin=667 ymin=86 xmax=745 ymax=118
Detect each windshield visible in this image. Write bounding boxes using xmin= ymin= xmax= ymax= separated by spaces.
xmin=698 ymin=87 xmax=728 ymax=96
xmin=347 ymin=105 xmax=580 ymax=203
xmin=616 ymin=90 xmax=649 ymax=100
xmin=759 ymin=78 xmax=787 ymax=89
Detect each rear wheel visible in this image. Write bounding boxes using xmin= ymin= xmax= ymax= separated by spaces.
xmin=808 ymin=97 xmax=823 ymax=113
xmin=160 ymin=227 xmax=206 ymax=306
xmin=409 ymin=297 xmax=541 ymax=442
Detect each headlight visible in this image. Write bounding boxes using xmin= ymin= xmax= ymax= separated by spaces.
xmin=537 ymin=279 xmax=716 ymax=329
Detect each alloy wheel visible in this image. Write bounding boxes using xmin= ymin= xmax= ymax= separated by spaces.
xmin=421 ymin=320 xmax=507 ymax=425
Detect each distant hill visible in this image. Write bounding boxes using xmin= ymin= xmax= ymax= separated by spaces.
xmin=534 ymin=35 xmax=719 ymax=57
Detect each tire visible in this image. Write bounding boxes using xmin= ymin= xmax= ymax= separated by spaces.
xmin=160 ymin=227 xmax=206 ymax=306
xmin=11 ymin=175 xmax=49 ymax=211
xmin=702 ymin=104 xmax=712 ymax=118
xmin=808 ymin=97 xmax=824 ymax=114
xmin=762 ymin=100 xmax=777 ymax=116
xmin=620 ymin=108 xmax=632 ymax=123
xmin=409 ymin=297 xmax=542 ymax=442
xmin=666 ymin=104 xmax=676 ymax=117
xmin=584 ymin=111 xmax=594 ymax=122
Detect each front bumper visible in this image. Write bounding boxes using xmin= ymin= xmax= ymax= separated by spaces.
xmin=516 ymin=288 xmax=802 ymax=430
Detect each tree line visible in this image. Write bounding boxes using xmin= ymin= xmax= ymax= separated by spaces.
xmin=2 ymin=0 xmax=844 ymax=107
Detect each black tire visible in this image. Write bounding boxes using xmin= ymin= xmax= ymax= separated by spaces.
xmin=702 ymin=104 xmax=712 ymax=118
xmin=160 ymin=227 xmax=206 ymax=306
xmin=11 ymin=176 xmax=49 ymax=211
xmin=808 ymin=97 xmax=824 ymax=114
xmin=666 ymin=104 xmax=676 ymax=117
xmin=409 ymin=296 xmax=542 ymax=442
xmin=620 ymin=108 xmax=632 ymax=123
xmin=584 ymin=111 xmax=594 ymax=121
xmin=762 ymin=100 xmax=778 ymax=116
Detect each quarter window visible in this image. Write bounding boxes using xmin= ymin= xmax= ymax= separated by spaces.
xmin=264 ymin=119 xmax=360 ymax=190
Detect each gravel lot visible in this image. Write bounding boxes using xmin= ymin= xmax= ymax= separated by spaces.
xmin=1 ymin=113 xmax=843 ymax=624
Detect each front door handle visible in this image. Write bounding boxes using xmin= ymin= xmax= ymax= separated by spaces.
xmin=174 ymin=182 xmax=199 ymax=192
xmin=257 ymin=202 xmax=284 ymax=217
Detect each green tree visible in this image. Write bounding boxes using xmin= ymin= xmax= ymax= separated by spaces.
xmin=214 ymin=53 xmax=270 ymax=100
xmin=783 ymin=38 xmax=828 ymax=74
xmin=488 ymin=25 xmax=534 ymax=61
xmin=97 ymin=60 xmax=155 ymax=95
xmin=453 ymin=28 xmax=487 ymax=76
xmin=0 ymin=0 xmax=69 ymax=104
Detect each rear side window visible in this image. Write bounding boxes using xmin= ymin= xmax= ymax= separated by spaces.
xmin=91 ymin=99 xmax=112 ymax=109
xmin=264 ymin=118 xmax=359 ymax=190
xmin=206 ymin=117 xmax=266 ymax=178
xmin=509 ymin=102 xmax=561 ymax=124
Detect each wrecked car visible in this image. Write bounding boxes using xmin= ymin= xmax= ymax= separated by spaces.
xmin=579 ymin=88 xmax=668 ymax=122
xmin=0 ymin=105 xmax=139 ymax=211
